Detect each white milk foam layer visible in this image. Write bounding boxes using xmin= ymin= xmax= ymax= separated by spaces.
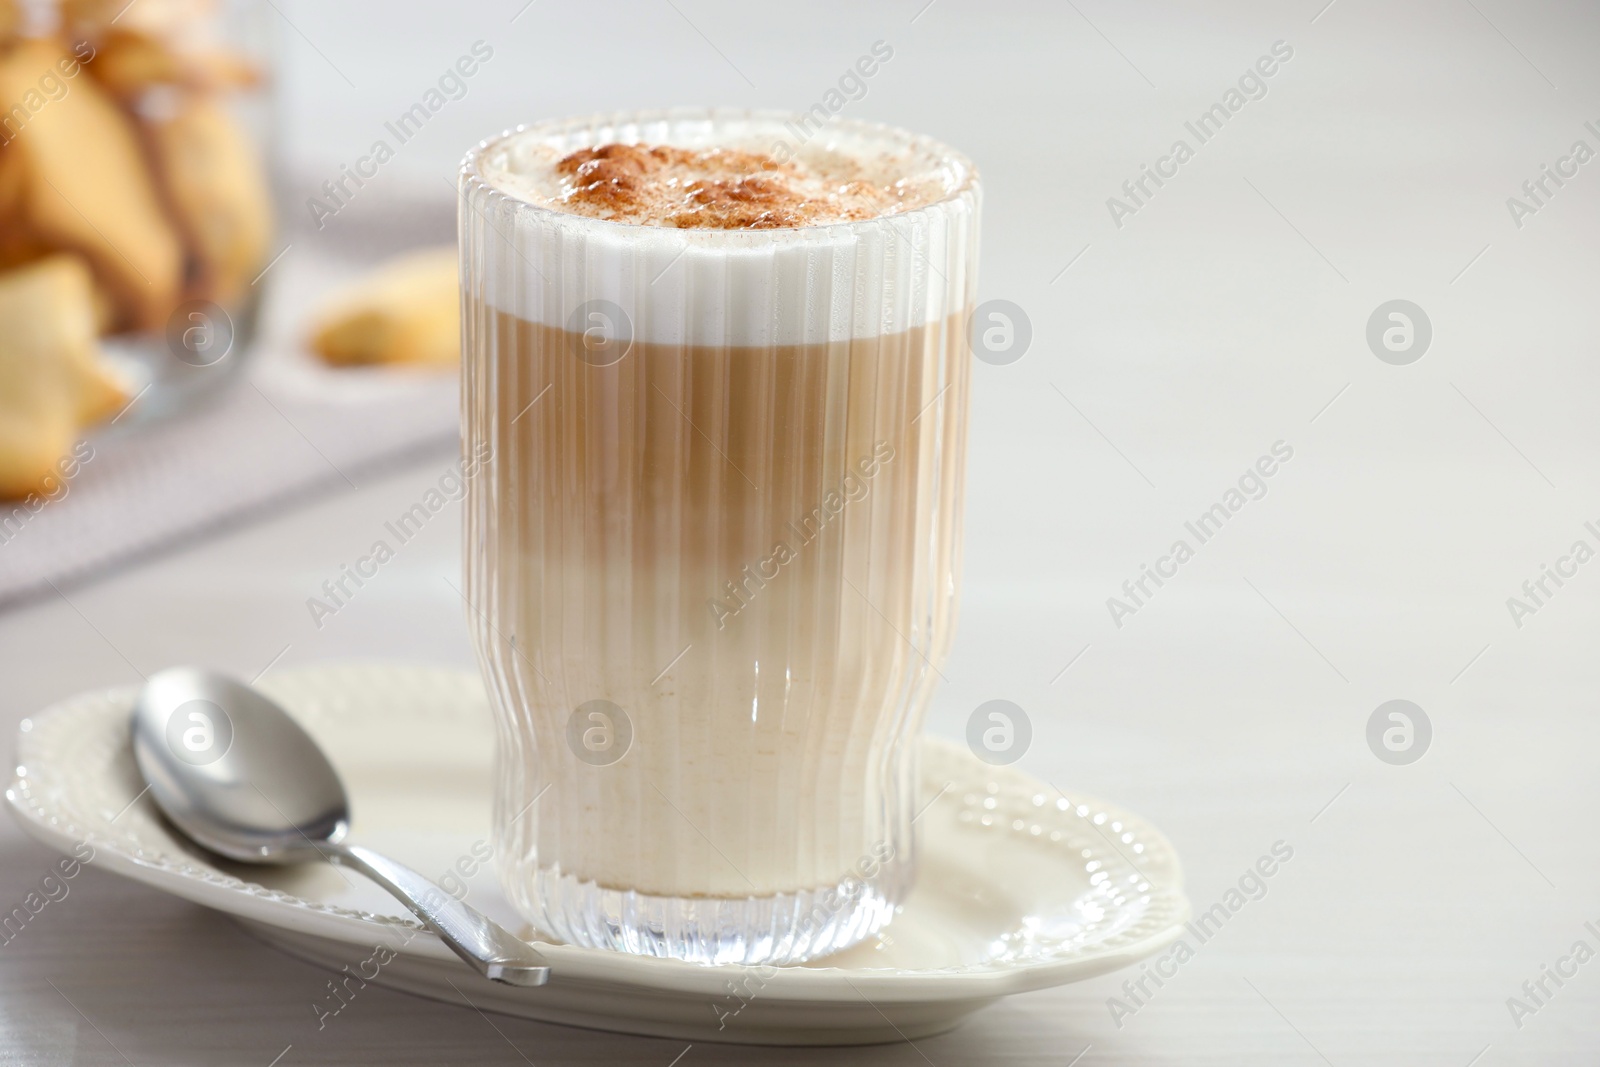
xmin=461 ymin=110 xmax=980 ymax=346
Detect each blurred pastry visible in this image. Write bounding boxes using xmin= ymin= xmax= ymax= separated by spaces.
xmin=0 ymin=40 xmax=183 ymax=330
xmin=309 ymin=248 xmax=460 ymax=368
xmin=61 ymin=0 xmax=216 ymax=40
xmin=0 ymin=256 xmax=126 ymax=497
xmin=84 ymin=28 xmax=260 ymax=98
xmin=16 ymin=255 xmax=127 ymax=423
xmin=0 ymin=227 xmax=53 ymax=273
xmin=145 ymin=93 xmax=271 ymax=306
xmin=0 ymin=0 xmax=19 ymax=47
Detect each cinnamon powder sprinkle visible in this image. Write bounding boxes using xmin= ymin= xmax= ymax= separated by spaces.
xmin=552 ymin=143 xmax=912 ymax=229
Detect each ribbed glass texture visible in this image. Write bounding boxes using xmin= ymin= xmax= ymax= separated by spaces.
xmin=460 ymin=110 xmax=980 ymax=965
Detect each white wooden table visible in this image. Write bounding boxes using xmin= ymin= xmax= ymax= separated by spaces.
xmin=3 ymin=0 xmax=1598 ymax=1062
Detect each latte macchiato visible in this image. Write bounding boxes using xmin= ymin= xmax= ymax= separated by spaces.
xmin=460 ymin=111 xmax=980 ymax=965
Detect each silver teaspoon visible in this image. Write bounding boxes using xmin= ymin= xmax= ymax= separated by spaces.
xmin=131 ymin=666 xmax=550 ymax=986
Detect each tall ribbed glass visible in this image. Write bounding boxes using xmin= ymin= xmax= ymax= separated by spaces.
xmin=459 ymin=111 xmax=980 ymax=965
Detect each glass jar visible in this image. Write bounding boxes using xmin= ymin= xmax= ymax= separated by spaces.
xmin=0 ymin=0 xmax=275 ymax=427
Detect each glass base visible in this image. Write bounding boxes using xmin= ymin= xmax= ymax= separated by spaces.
xmin=96 ymin=287 xmax=261 ymax=431
xmin=519 ymin=861 xmax=910 ymax=966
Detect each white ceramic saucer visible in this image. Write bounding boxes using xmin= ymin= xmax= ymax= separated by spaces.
xmin=6 ymin=664 xmax=1189 ymax=1046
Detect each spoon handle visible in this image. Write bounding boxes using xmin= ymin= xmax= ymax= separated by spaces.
xmin=326 ymin=841 xmax=551 ymax=986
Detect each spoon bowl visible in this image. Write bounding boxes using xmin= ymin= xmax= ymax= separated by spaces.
xmin=132 ymin=666 xmax=550 ymax=986
xmin=134 ymin=668 xmax=348 ymax=862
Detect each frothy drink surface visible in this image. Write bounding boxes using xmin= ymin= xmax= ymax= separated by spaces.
xmin=481 ymin=135 xmax=954 ymax=228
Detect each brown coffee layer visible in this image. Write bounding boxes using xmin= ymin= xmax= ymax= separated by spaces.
xmin=464 ymin=308 xmax=971 ymax=897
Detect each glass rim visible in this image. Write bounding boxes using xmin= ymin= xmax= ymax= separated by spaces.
xmin=458 ymin=107 xmax=980 ymax=241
